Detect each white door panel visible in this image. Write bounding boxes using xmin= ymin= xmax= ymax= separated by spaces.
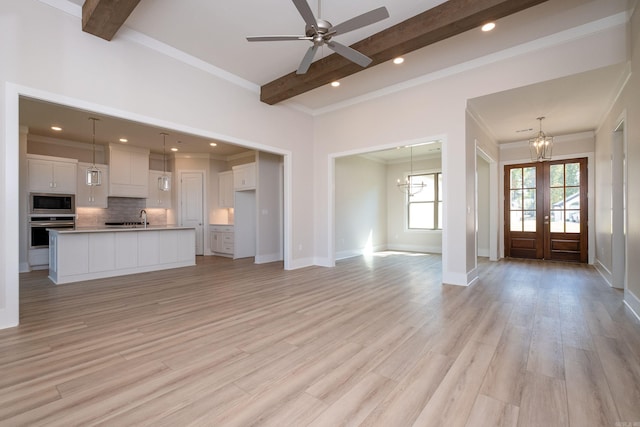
xmin=180 ymin=172 xmax=204 ymax=255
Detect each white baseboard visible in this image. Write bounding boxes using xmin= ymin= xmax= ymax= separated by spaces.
xmin=467 ymin=267 xmax=479 ymax=286
xmin=624 ymin=289 xmax=640 ymax=322
xmin=287 ymin=257 xmax=315 ymax=270
xmin=594 ymin=259 xmax=613 ymax=287
xmin=19 ymin=262 xmax=30 ymax=273
xmin=386 ymin=244 xmax=442 ymax=254
xmin=335 ymin=249 xmax=362 ymax=261
xmin=442 ymin=271 xmax=470 ymax=287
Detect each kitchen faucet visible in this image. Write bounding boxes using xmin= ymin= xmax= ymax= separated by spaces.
xmin=140 ymin=209 xmax=147 ymax=228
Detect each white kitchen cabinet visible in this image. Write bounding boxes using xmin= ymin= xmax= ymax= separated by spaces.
xmin=146 ymin=170 xmax=173 ymax=208
xmin=27 ymin=155 xmax=77 ymax=194
xmin=211 ymin=224 xmax=234 ymax=257
xmin=233 ymin=162 xmax=256 ymax=191
xmin=76 ymin=162 xmax=109 ymax=208
xmin=218 ymin=171 xmax=234 ymax=208
xmin=108 ymin=144 xmax=149 ymax=198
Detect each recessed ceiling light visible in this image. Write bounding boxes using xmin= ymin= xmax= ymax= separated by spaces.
xmin=330 ymin=81 xmax=340 ymax=87
xmin=482 ymin=22 xmax=496 ymax=32
xmin=393 ymin=57 xmax=404 ymax=65
xmin=210 ymin=142 xmax=217 ymax=147
xmin=171 ymin=147 xmax=178 ymax=152
xmin=51 ymin=126 xmax=62 ymax=131
xmin=119 ymin=138 xmax=128 ymax=143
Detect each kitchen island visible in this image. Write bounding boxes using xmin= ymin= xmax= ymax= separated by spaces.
xmin=48 ymin=226 xmax=196 ymax=284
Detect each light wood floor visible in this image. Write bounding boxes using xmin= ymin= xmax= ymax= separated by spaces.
xmin=3 ymin=254 xmax=640 ymax=426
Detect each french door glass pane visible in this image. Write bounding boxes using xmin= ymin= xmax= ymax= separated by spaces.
xmin=523 ymin=211 xmax=536 ymax=231
xmin=523 ymin=167 xmax=536 ymax=188
xmin=550 ymin=164 xmax=564 ymax=187
xmin=511 ymin=189 xmax=523 ymax=209
xmin=523 ymin=189 xmax=536 ymax=210
xmin=566 ymin=163 xmax=580 ymax=186
xmin=551 ymin=210 xmax=564 ymax=232
xmin=510 ymin=169 xmax=522 ymax=188
xmin=511 ymin=211 xmax=523 ymax=232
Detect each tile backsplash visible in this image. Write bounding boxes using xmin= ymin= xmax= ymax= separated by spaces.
xmin=76 ymin=197 xmax=167 ymax=228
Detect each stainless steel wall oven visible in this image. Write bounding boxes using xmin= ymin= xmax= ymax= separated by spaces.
xmin=28 ymin=216 xmax=76 ymax=248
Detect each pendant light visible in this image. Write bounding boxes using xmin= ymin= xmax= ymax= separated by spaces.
xmin=158 ymin=132 xmax=171 ymax=191
xmin=86 ymin=117 xmax=102 ymax=186
xmin=396 ymin=145 xmax=426 ymax=196
xmin=529 ymin=116 xmax=553 ymax=162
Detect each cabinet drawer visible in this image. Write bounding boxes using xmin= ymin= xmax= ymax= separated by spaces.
xmin=221 ymin=243 xmax=234 ymax=254
xmin=211 ymin=225 xmax=234 ymax=233
xmin=222 ymin=234 xmax=234 ymax=243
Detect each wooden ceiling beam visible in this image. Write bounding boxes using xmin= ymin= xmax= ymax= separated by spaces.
xmin=260 ymin=0 xmax=549 ymax=105
xmin=82 ymin=0 xmax=142 ymax=41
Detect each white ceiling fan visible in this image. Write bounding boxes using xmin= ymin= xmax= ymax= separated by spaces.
xmin=246 ymin=0 xmax=389 ymax=75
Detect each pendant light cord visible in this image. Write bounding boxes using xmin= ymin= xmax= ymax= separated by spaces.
xmin=89 ymin=117 xmax=99 ymax=165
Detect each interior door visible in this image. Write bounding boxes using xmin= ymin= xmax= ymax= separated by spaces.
xmin=505 ymin=158 xmax=588 ymax=262
xmin=180 ymin=172 xmax=204 ymax=255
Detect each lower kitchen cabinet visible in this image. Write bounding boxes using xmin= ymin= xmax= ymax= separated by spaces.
xmin=210 ymin=224 xmax=234 ymax=257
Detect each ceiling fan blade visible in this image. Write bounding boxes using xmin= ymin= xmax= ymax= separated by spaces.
xmin=292 ymin=0 xmax=318 ymax=30
xmin=331 ymin=7 xmax=389 ymax=36
xmin=247 ymin=35 xmax=311 ymax=42
xmin=326 ymin=41 xmax=372 ymax=68
xmin=297 ymin=45 xmax=318 ymax=74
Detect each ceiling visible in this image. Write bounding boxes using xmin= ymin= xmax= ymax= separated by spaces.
xmin=23 ymin=0 xmax=630 ymax=158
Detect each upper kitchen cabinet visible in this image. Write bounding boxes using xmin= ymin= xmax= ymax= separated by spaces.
xmin=108 ymin=144 xmax=149 ymax=198
xmin=27 ymin=154 xmax=77 ymax=194
xmin=76 ymin=162 xmax=109 ymax=208
xmin=218 ymin=171 xmax=234 ymax=208
xmin=146 ymin=170 xmax=173 ymax=209
xmin=233 ymin=162 xmax=256 ymax=191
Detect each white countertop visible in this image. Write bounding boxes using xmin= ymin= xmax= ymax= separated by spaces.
xmin=48 ymin=226 xmax=195 ymax=234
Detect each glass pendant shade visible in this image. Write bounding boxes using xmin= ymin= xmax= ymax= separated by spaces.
xmin=87 ymin=117 xmax=102 ymax=186
xmin=529 ymin=117 xmax=553 ymax=162
xmin=159 ymin=132 xmax=171 ymax=191
xmin=158 ymin=175 xmax=171 ymax=191
xmin=86 ymin=166 xmax=102 ymax=186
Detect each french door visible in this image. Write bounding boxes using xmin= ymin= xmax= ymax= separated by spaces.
xmin=504 ymin=158 xmax=588 ymax=263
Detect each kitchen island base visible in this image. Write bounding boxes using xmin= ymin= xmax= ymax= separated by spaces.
xmin=48 ymin=227 xmax=196 ymax=284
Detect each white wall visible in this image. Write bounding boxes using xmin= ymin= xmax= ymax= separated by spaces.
xmin=256 ymin=151 xmax=283 ymax=263
xmin=335 ymin=155 xmax=387 ymax=259
xmin=595 ymin=3 xmax=640 ymax=316
xmin=477 ymin=156 xmax=490 ymax=257
xmin=0 ymin=0 xmax=313 ymax=328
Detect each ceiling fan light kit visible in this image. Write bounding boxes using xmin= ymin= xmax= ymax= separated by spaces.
xmin=247 ymin=0 xmax=389 ymax=75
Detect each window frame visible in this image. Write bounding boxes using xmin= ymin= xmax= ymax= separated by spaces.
xmin=405 ymin=170 xmax=442 ymax=231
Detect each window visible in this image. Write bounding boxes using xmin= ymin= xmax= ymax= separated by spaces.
xmin=407 ymin=172 xmax=442 ymax=230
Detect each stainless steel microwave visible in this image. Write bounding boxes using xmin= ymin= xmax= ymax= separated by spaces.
xmin=29 ymin=193 xmax=75 ymax=215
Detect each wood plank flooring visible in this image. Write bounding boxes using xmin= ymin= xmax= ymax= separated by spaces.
xmin=2 ymin=253 xmax=640 ymax=426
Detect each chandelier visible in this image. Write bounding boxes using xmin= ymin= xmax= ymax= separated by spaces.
xmin=396 ymin=145 xmax=426 ymax=196
xmin=529 ymin=116 xmax=553 ymax=162
xmin=86 ymin=117 xmax=102 ymax=186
